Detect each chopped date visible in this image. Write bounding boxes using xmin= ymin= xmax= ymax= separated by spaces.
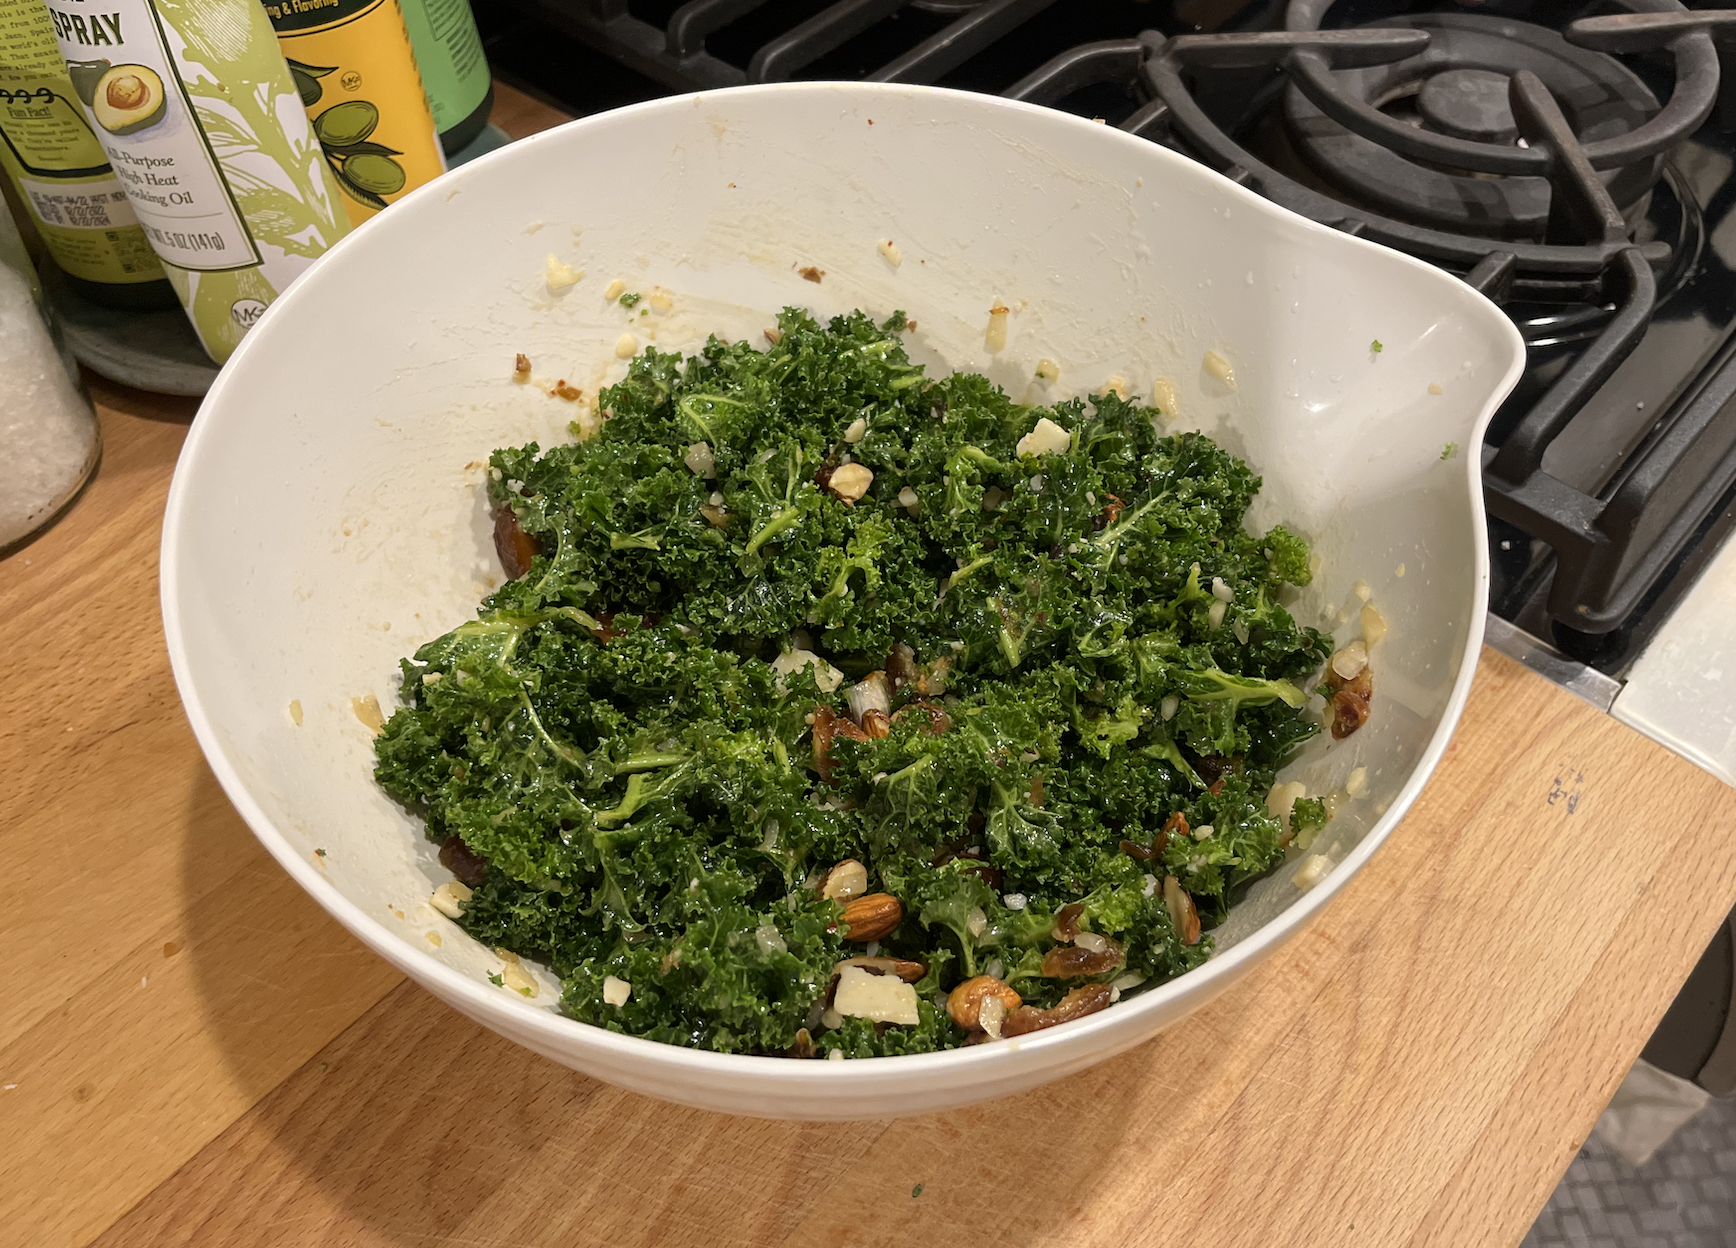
xmin=438 ymin=835 xmax=489 ymax=886
xmin=493 ymin=507 xmax=538 ymax=578
xmin=1002 ymin=984 xmax=1114 ymax=1037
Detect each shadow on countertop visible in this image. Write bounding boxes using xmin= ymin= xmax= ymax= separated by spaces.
xmin=138 ymin=768 xmax=1189 ymax=1248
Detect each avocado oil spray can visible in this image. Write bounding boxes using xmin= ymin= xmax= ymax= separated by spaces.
xmin=0 ymin=0 xmax=175 ymax=308
xmin=40 ymin=0 xmax=350 ymax=363
xmin=263 ymin=0 xmax=447 ymax=227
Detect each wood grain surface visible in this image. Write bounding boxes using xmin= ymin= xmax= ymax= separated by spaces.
xmin=4 ymin=84 xmax=1736 ymax=1248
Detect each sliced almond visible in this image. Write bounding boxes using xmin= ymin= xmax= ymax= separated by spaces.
xmin=979 ymin=994 xmax=1009 ymax=1040
xmin=836 ymin=955 xmax=926 ymax=983
xmin=846 ymin=670 xmax=890 ymax=722
xmin=821 ymin=859 xmax=869 ymax=903
xmin=947 ymin=975 xmax=1022 ymax=1030
xmin=1163 ymin=876 xmax=1201 ymax=945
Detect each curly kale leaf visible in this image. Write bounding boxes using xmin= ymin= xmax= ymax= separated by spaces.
xmin=375 ymin=308 xmax=1337 ymax=1056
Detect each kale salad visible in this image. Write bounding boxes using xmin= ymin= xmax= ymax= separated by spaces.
xmin=375 ymin=308 xmax=1349 ymax=1058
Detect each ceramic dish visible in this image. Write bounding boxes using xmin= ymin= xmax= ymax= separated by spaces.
xmin=161 ymin=82 xmax=1525 ymax=1119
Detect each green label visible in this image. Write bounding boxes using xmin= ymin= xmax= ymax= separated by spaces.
xmin=397 ymin=0 xmax=485 ymax=132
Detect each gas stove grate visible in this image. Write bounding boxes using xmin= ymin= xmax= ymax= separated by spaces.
xmin=1004 ymin=4 xmax=1736 ymax=642
xmin=500 ymin=0 xmax=1062 ymax=91
xmin=489 ymin=0 xmax=1736 ymax=651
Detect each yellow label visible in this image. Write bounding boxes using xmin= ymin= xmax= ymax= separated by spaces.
xmin=263 ymin=0 xmax=446 ymax=226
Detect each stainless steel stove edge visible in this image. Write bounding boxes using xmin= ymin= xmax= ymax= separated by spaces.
xmin=1485 ymin=525 xmax=1736 ymax=789
xmin=1483 ymin=612 xmax=1624 ymax=712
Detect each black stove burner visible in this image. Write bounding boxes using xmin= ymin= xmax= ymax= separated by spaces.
xmin=1418 ymin=68 xmax=1521 ymax=143
xmin=1281 ymin=14 xmax=1662 ymax=241
xmin=483 ymin=0 xmax=1736 ymax=666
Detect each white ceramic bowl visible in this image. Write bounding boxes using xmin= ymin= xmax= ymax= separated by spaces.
xmin=162 ymin=83 xmax=1524 ymax=1119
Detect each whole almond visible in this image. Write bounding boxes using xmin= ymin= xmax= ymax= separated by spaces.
xmin=947 ymin=975 xmax=1022 ymax=1030
xmin=839 ymin=892 xmax=902 ymax=941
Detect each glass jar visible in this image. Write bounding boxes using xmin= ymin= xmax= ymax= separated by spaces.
xmin=0 ymin=199 xmax=100 ymax=551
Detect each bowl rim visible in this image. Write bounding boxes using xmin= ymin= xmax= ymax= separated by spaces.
xmin=160 ymin=79 xmax=1527 ymax=1084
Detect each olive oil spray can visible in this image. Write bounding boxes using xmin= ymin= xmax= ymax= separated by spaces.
xmin=40 ymin=0 xmax=351 ymax=363
xmin=262 ymin=0 xmax=446 ymax=226
xmin=0 ymin=0 xmax=173 ymax=307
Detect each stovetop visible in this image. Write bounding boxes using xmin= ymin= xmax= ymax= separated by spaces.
xmin=478 ymin=0 xmax=1736 ymax=765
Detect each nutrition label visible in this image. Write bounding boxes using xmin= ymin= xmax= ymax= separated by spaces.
xmin=42 ymin=0 xmax=258 ymax=272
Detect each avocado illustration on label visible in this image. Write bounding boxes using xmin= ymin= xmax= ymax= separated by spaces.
xmin=91 ymin=64 xmax=166 ymax=135
xmin=66 ymin=59 xmax=109 ymax=107
xmin=289 ymin=58 xmax=406 ymax=212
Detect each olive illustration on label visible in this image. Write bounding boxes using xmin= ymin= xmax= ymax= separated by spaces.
xmin=342 ymin=152 xmax=406 ymax=196
xmin=91 ymin=64 xmax=167 ymax=136
xmin=313 ymin=100 xmax=378 ymax=147
xmin=290 ymin=74 xmax=407 ymax=212
xmin=289 ymin=59 xmax=336 ymax=109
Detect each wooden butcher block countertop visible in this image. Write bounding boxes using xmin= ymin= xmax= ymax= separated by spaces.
xmin=4 ymin=84 xmax=1736 ymax=1248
